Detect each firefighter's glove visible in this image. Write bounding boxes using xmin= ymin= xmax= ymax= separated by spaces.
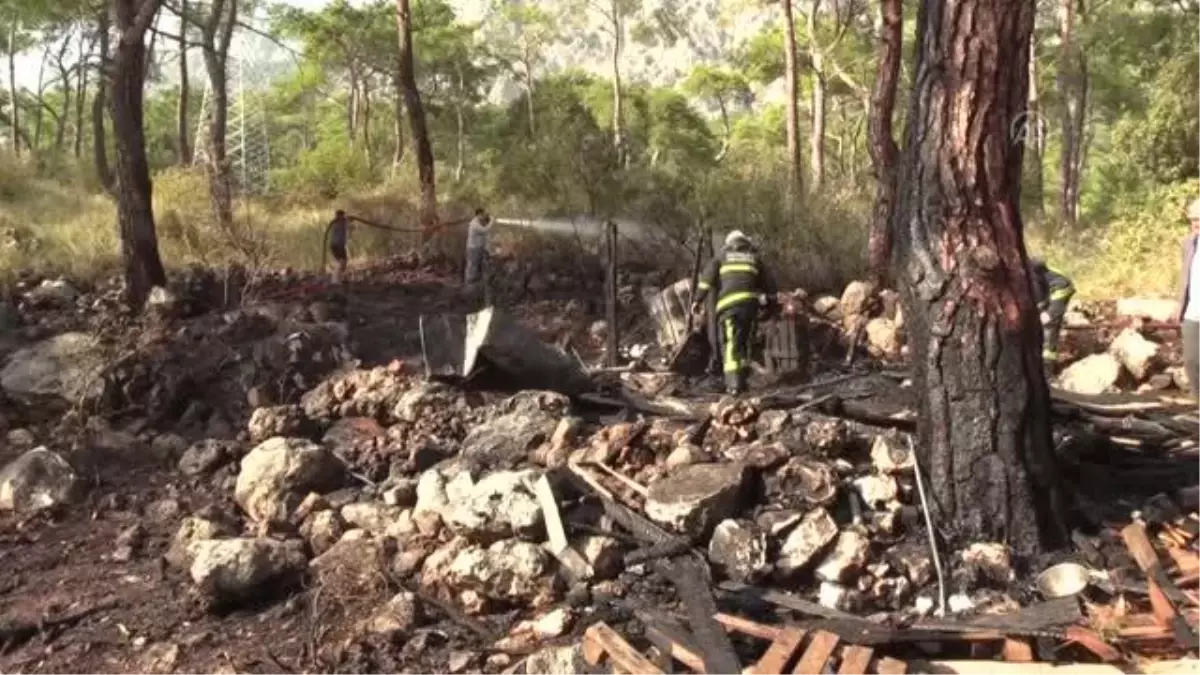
xmin=1039 ymin=311 xmax=1050 ymax=325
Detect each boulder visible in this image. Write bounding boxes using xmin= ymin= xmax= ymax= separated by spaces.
xmin=340 ymin=502 xmax=404 ymax=538
xmin=187 ymin=538 xmax=307 ymax=600
xmin=247 ymin=405 xmax=309 ymax=443
xmin=1108 ymin=328 xmax=1160 ymax=381
xmin=300 ymin=367 xmax=408 ymax=423
xmin=776 ymin=507 xmax=839 ymax=575
xmin=166 ymin=516 xmax=235 ymax=570
xmin=644 ymin=463 xmax=747 ymax=538
xmin=461 ymin=391 xmax=567 ymax=469
xmin=865 ymin=318 xmax=901 ymax=358
xmin=445 ymin=539 xmax=552 ymax=605
xmin=961 ymin=542 xmax=1013 ymax=585
xmin=840 ymin=281 xmax=876 ymax=317
xmin=817 ymin=581 xmax=862 ymax=613
xmin=0 ymin=447 xmax=80 ymax=512
xmin=815 ymin=530 xmax=870 ymax=583
xmin=234 ymin=437 xmax=342 ymax=524
xmin=777 ymin=458 xmax=838 ymax=506
xmin=708 ymin=519 xmax=770 ymax=582
xmin=178 ymin=440 xmax=239 ymax=476
xmin=1058 ymin=353 xmax=1123 ymax=395
xmin=0 ymin=332 xmax=107 ymax=404
xmin=443 ymin=470 xmax=544 ymax=542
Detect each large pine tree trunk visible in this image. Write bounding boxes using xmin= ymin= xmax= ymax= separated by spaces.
xmin=780 ymin=0 xmax=802 ymax=206
xmin=111 ymin=0 xmax=168 ymax=308
xmin=394 ymin=0 xmax=437 ymax=229
xmin=889 ymin=0 xmax=1066 ymax=556
xmin=94 ymin=11 xmax=115 ymax=193
xmin=177 ymin=0 xmax=191 ymax=165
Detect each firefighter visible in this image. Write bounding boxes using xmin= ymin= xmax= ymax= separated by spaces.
xmin=691 ymin=230 xmax=778 ymax=395
xmin=1029 ymin=257 xmax=1075 ymax=370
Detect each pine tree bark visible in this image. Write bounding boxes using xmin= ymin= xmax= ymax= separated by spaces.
xmin=177 ymin=0 xmax=191 ymax=165
xmin=94 ymin=11 xmax=116 ymax=193
xmin=394 ymin=0 xmax=437 ymax=229
xmin=110 ymin=0 xmax=168 ymax=308
xmin=888 ymin=0 xmax=1067 ymax=556
xmin=780 ymin=0 xmax=802 ymax=206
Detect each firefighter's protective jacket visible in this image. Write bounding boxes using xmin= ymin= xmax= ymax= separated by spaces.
xmin=695 ymin=243 xmax=779 ymax=315
xmin=1030 ymin=260 xmax=1074 ymax=310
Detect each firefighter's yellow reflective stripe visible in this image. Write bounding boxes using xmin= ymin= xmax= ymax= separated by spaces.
xmin=697 ymin=281 xmax=712 ymax=290
xmin=716 ymin=291 xmax=757 ymax=313
xmin=719 ymin=263 xmax=758 ymax=276
xmin=1050 ymin=288 xmax=1073 ymax=301
xmin=1043 ymin=349 xmax=1059 ymax=362
xmin=723 ymin=317 xmax=739 ymax=373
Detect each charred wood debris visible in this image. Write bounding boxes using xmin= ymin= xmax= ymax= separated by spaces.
xmin=0 ymin=269 xmax=1196 ymax=674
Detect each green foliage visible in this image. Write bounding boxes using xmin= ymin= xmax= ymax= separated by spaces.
xmin=273 ymin=136 xmax=375 ymax=200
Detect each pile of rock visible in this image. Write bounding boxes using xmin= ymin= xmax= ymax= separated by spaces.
xmin=1058 ymin=325 xmax=1185 ymax=395
xmin=810 ymin=280 xmax=905 ymax=361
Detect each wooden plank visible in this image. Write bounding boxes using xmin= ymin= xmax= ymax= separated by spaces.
xmin=583 ymin=622 xmax=666 ymax=675
xmin=715 ymin=613 xmax=784 ymax=642
xmin=1062 ymin=626 xmax=1122 ymax=662
xmin=874 ymin=657 xmax=907 ymax=674
xmin=1121 ymin=521 xmax=1199 ymax=647
xmin=835 ymin=646 xmax=873 ymax=675
xmin=1002 ymin=639 xmax=1035 ymax=662
xmin=641 ymin=615 xmax=706 ymax=674
xmin=751 ymin=628 xmax=806 ymax=675
xmin=792 ymin=631 xmax=839 ymax=674
xmin=929 ymin=662 xmax=1123 ymax=675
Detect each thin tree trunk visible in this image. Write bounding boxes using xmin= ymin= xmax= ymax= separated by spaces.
xmin=454 ymin=60 xmax=465 ymax=182
xmin=889 ymin=0 xmax=1066 ymax=556
xmin=177 ymin=0 xmax=191 ymax=164
xmin=394 ymin=0 xmax=437 ymax=228
xmin=74 ymin=29 xmax=89 ymax=159
xmin=94 ymin=11 xmax=115 ymax=193
xmin=391 ymin=70 xmax=404 ymax=167
xmin=1056 ymin=0 xmax=1085 ymax=227
xmin=32 ymin=46 xmax=49 ymax=151
xmin=1025 ymin=34 xmax=1044 ymax=219
xmin=8 ymin=21 xmax=20 ymax=156
xmin=715 ymin=96 xmax=730 ymax=162
xmin=609 ymin=0 xmax=625 ymax=165
xmin=807 ymin=0 xmax=826 ymax=192
xmin=199 ymin=0 xmax=236 ymax=234
xmin=55 ymin=35 xmax=72 ymax=151
xmin=867 ymin=0 xmax=901 ymax=278
xmin=522 ymin=43 xmax=535 ymax=134
xmin=361 ymin=76 xmax=373 ymax=166
xmin=347 ymin=69 xmax=358 ymax=143
xmin=781 ymin=0 xmax=802 ymax=205
xmin=111 ymin=0 xmax=168 ymax=308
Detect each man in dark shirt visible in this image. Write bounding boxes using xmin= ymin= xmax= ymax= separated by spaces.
xmin=691 ymin=230 xmax=778 ymax=395
xmin=326 ymin=210 xmax=349 ymax=283
xmin=1029 ymin=257 xmax=1075 ymax=371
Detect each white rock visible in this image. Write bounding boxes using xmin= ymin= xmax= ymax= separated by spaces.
xmin=0 ymin=332 xmax=106 ymax=403
xmin=234 ymin=437 xmax=340 ymax=524
xmin=534 ymin=607 xmax=574 ymax=638
xmin=0 ymin=447 xmax=79 ymax=512
xmin=446 ymin=539 xmax=551 ymax=604
xmin=948 ymin=593 xmax=975 ymax=614
xmin=812 ymin=295 xmax=841 ymax=317
xmin=644 ymin=463 xmax=747 ymax=537
xmin=1058 ymin=353 xmax=1123 ymax=395
xmin=865 ymin=317 xmax=901 ymax=358
xmin=414 ymin=468 xmax=449 ymax=515
xmin=1115 ymin=297 xmax=1176 ymax=323
xmin=300 ymin=510 xmax=344 ymax=555
xmin=525 ymin=645 xmax=586 ymax=675
xmin=708 ymin=519 xmax=770 ymax=582
xmin=364 ymin=591 xmax=422 ymax=640
xmin=840 ymin=280 xmax=876 ymax=317
xmin=187 ymin=538 xmax=306 ymax=599
xmin=776 ymin=507 xmax=839 ymax=575
xmin=166 ymin=516 xmax=234 ymax=570
xmin=443 ymin=470 xmax=544 ymax=541
xmin=870 ymin=435 xmax=914 ymax=473
xmin=575 ymin=535 xmax=623 ymax=580
xmin=340 ymin=502 xmax=403 ymax=538
xmin=817 ymin=581 xmax=861 ymax=612
xmin=664 ymin=442 xmax=707 ymax=469
xmin=1108 ymin=328 xmax=1160 ymax=381
xmin=815 ymin=530 xmax=870 ymax=583
xmin=853 ymin=474 xmax=899 ymax=509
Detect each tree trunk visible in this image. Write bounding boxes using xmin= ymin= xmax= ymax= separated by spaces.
xmin=522 ymin=44 xmax=535 ymax=134
xmin=391 ymin=70 xmax=404 ymax=167
xmin=454 ymin=60 xmax=465 ymax=182
xmin=111 ymin=0 xmax=168 ymax=309
xmin=781 ymin=0 xmax=802 ymax=205
xmin=347 ymin=69 xmax=359 ymax=143
xmin=807 ymin=1 xmax=825 ymax=192
xmin=609 ymin=0 xmax=625 ymax=165
xmin=8 ymin=22 xmax=20 ymax=156
xmin=715 ymin=96 xmax=730 ymax=162
xmin=1056 ymin=0 xmax=1085 ymax=227
xmin=395 ymin=0 xmax=437 ymax=228
xmin=32 ymin=47 xmax=49 ymax=151
xmin=362 ymin=76 xmax=373 ymax=167
xmin=1025 ymin=34 xmax=1044 ymax=219
xmin=888 ymin=0 xmax=1066 ymax=558
xmin=55 ymin=36 xmax=72 ymax=151
xmin=177 ymin=0 xmax=191 ymax=165
xmin=94 ymin=11 xmax=115 ymax=193
xmin=867 ymin=0 xmax=901 ymax=278
xmin=200 ymin=0 xmax=236 ymax=234
xmin=74 ymin=29 xmax=89 ymax=159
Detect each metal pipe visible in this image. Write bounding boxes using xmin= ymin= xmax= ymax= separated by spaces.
xmin=908 ymin=435 xmax=947 ymax=617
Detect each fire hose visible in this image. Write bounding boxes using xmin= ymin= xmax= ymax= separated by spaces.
xmin=318 ymin=213 xmax=471 ymax=276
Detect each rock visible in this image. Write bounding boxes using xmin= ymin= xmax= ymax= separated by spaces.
xmin=708 ymin=519 xmax=770 ymax=582
xmin=301 ymin=510 xmax=345 ymax=555
xmin=815 ymin=530 xmax=870 ymax=583
xmin=414 ymin=468 xmax=450 ymax=515
xmin=301 ymin=367 xmax=408 ymax=423
xmin=365 ymin=591 xmax=422 ymax=640
xmin=1058 ymin=354 xmax=1123 ymax=395
xmin=1168 ymin=366 xmax=1190 ymax=391
xmin=310 ymin=536 xmax=393 ymax=594
xmin=446 ymin=539 xmax=552 ymax=605
xmin=341 ymin=502 xmax=404 ymax=537
xmin=447 ymin=651 xmax=478 ymax=673
xmin=112 ymin=523 xmax=147 ymax=562
xmin=526 ymin=645 xmax=586 ymax=675
xmin=534 ymin=607 xmax=574 ymax=638
xmin=575 ymin=535 xmax=623 ymax=580
xmin=6 ymin=428 xmax=36 ymax=448
xmin=817 ymin=581 xmax=862 ymax=613
xmin=870 ymin=435 xmax=914 ymax=473
xmin=293 ymin=492 xmax=330 ymax=523
xmin=1115 ymin=297 xmax=1176 ymax=323
xmin=812 ymin=295 xmax=841 ymax=317
xmin=393 ymin=380 xmax=457 ymax=423
xmin=887 ymin=541 xmax=934 ymax=586
xmin=776 ymin=508 xmax=839 ymax=575
xmin=0 ymin=447 xmax=79 ymax=512
xmin=188 ymin=538 xmax=307 ymax=600
xmin=166 ymin=517 xmax=234 ymax=570
xmin=865 ymin=318 xmax=901 ymax=358
xmin=803 ymin=419 xmax=848 ymax=454
xmin=23 ymin=278 xmax=78 ymax=307
xmin=550 ymin=417 xmax=584 ymax=451
xmin=878 ymin=289 xmax=901 ymax=319
xmin=644 ymin=463 xmax=747 ymax=538
xmin=961 ymin=542 xmax=1013 ymax=584
xmin=776 ymin=458 xmax=838 ymax=506
xmin=756 ymin=510 xmax=803 ymax=536
xmin=840 ymin=280 xmax=876 ymax=317
xmin=0 ymin=332 xmax=106 ymax=403
xmin=234 ymin=437 xmax=341 ymax=524
xmin=665 ymin=442 xmax=708 ymax=469
xmin=1146 ymin=373 xmax=1174 ymax=390
xmin=150 ymin=434 xmax=189 ymax=461
xmin=382 ymin=479 xmax=418 ymax=507
xmin=247 ymin=406 xmax=309 ymax=443
xmin=948 ymin=593 xmax=975 ymax=613
xmin=444 ymin=469 xmax=544 ymax=542
xmin=1108 ymin=328 xmax=1160 ymax=381
xmin=853 ymin=474 xmax=899 ymax=509
xmin=138 ymin=642 xmax=180 ymax=674
xmin=145 ymin=498 xmax=183 ymax=523
xmin=723 ymin=441 xmax=788 ymax=470
xmin=461 ymin=391 xmax=568 ymax=469
xmin=871 ymin=575 xmax=913 ymax=610
xmin=323 ymin=417 xmax=386 ymax=451
xmin=179 ymin=440 xmax=239 ymax=476
xmin=391 ymin=546 xmax=429 ymax=579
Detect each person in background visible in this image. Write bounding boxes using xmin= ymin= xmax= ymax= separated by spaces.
xmin=1176 ymin=197 xmax=1200 ymax=395
xmin=464 ymin=208 xmax=492 ymax=286
xmin=1029 ymin=257 xmax=1075 ymax=372
xmin=326 ymin=209 xmax=350 ymax=283
xmin=691 ymin=230 xmax=778 ymax=395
